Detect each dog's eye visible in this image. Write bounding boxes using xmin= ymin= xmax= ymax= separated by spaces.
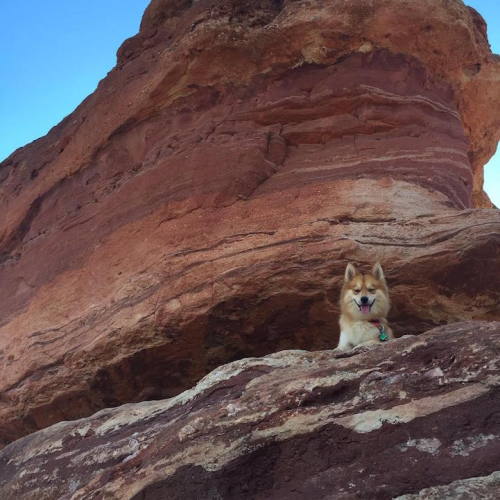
xmin=353 ymin=289 xmax=361 ymax=294
xmin=368 ymin=288 xmax=375 ymax=293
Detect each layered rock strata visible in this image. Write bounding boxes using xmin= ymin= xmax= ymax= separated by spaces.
xmin=0 ymin=321 xmax=498 ymax=499
xmin=0 ymin=0 xmax=499 ymax=446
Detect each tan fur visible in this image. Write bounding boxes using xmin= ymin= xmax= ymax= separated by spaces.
xmin=337 ymin=262 xmax=394 ymax=350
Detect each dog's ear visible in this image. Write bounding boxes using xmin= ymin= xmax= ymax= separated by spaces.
xmin=372 ymin=262 xmax=386 ymax=282
xmin=344 ymin=263 xmax=358 ymax=282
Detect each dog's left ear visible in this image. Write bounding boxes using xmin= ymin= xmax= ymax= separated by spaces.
xmin=372 ymin=262 xmax=386 ymax=282
xmin=344 ymin=263 xmax=358 ymax=282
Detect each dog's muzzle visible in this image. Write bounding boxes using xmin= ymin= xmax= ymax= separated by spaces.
xmin=354 ymin=297 xmax=375 ymax=314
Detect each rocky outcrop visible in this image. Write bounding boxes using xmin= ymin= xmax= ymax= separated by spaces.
xmin=0 ymin=0 xmax=499 ymax=447
xmin=0 ymin=321 xmax=498 ymax=499
xmin=395 ymin=472 xmax=500 ymax=500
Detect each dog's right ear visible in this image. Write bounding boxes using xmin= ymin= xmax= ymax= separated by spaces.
xmin=372 ymin=262 xmax=386 ymax=282
xmin=344 ymin=263 xmax=358 ymax=282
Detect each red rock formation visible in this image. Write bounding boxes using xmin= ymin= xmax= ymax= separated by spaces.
xmin=0 ymin=321 xmax=498 ymax=499
xmin=0 ymin=0 xmax=499 ymax=447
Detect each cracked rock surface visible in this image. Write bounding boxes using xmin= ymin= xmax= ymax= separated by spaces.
xmin=0 ymin=0 xmax=499 ymax=447
xmin=0 ymin=321 xmax=498 ymax=499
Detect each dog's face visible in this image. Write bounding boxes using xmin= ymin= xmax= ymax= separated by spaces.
xmin=340 ymin=263 xmax=390 ymax=320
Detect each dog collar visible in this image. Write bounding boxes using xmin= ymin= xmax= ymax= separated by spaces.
xmin=369 ymin=319 xmax=388 ymax=342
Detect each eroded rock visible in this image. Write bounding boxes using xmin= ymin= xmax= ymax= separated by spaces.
xmin=394 ymin=471 xmax=500 ymax=499
xmin=0 ymin=321 xmax=498 ymax=499
xmin=0 ymin=0 xmax=499 ymax=446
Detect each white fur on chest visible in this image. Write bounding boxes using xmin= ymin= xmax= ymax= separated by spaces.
xmin=338 ymin=319 xmax=381 ymax=350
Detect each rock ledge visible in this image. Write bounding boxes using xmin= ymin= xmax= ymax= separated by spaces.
xmin=0 ymin=320 xmax=498 ymax=499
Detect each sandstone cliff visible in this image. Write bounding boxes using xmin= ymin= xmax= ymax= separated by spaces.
xmin=0 ymin=0 xmax=499 ymax=452
xmin=0 ymin=322 xmax=498 ymax=499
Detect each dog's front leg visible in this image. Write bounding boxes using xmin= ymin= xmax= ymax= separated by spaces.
xmin=336 ymin=331 xmax=352 ymax=351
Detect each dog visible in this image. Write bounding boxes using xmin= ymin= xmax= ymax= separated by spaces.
xmin=337 ymin=262 xmax=394 ymax=350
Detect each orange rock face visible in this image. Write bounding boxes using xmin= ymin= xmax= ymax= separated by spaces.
xmin=0 ymin=0 xmax=499 ymax=447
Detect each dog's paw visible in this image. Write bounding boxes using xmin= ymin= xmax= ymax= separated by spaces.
xmin=337 ymin=343 xmax=377 ymax=358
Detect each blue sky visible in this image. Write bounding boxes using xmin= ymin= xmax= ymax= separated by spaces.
xmin=0 ymin=0 xmax=149 ymax=158
xmin=0 ymin=0 xmax=498 ymax=205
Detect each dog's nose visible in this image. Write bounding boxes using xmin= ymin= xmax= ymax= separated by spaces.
xmin=360 ymin=296 xmax=369 ymax=304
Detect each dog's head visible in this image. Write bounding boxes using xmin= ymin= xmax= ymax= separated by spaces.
xmin=340 ymin=262 xmax=390 ymax=320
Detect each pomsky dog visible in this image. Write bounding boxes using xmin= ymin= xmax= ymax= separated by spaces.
xmin=337 ymin=262 xmax=394 ymax=350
